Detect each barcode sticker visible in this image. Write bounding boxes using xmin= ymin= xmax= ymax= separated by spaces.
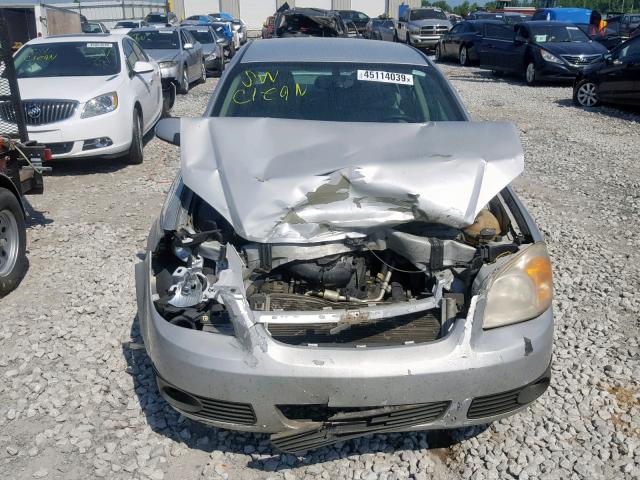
xmin=86 ymin=43 xmax=111 ymax=48
xmin=357 ymin=70 xmax=414 ymax=85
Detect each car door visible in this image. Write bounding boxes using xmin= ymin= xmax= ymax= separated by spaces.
xmin=444 ymin=23 xmax=463 ymax=56
xmin=186 ymin=30 xmax=203 ymax=75
xmin=122 ymin=38 xmax=154 ymax=129
xmin=476 ymin=24 xmax=500 ymax=68
xmin=598 ymin=37 xmax=640 ymax=103
xmin=131 ymin=39 xmax=162 ymax=128
xmin=180 ymin=30 xmax=198 ymax=80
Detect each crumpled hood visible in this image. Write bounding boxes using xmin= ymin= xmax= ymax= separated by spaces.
xmin=180 ymin=118 xmax=524 ymax=243
xmin=145 ymin=49 xmax=180 ymax=62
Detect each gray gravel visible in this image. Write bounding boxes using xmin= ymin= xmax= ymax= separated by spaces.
xmin=0 ymin=60 xmax=638 ymax=480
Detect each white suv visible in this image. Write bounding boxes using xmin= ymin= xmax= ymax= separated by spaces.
xmin=8 ymin=34 xmax=163 ymax=163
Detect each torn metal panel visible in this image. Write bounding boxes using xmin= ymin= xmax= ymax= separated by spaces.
xmin=180 ymin=118 xmax=524 ymax=243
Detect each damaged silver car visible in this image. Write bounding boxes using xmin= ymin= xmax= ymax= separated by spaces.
xmin=135 ymin=38 xmax=553 ymax=452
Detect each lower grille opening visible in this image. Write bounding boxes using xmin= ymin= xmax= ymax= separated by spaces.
xmin=266 ymin=310 xmax=441 ymax=347
xmin=156 ymin=374 xmax=257 ymax=425
xmin=273 ymin=401 xmax=450 ymax=453
xmin=46 ymin=142 xmax=74 ymax=155
xmin=467 ymin=371 xmax=551 ymax=419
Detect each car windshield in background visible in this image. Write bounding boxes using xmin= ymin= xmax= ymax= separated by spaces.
xmin=130 ymin=30 xmax=179 ymax=49
xmin=188 ymin=29 xmax=215 ymax=43
xmin=14 ymin=42 xmax=120 ymax=78
xmin=530 ymin=25 xmax=590 ymax=43
xmin=410 ymin=10 xmax=447 ymax=21
xmin=115 ymin=21 xmax=137 ymax=28
xmin=145 ymin=14 xmax=167 ymax=23
xmin=213 ymin=62 xmax=463 ymax=123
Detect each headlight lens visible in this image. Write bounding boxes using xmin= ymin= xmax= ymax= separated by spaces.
xmin=158 ymin=61 xmax=178 ymax=69
xmin=206 ymin=51 xmax=218 ymax=59
xmin=482 ymin=242 xmax=553 ymax=329
xmin=81 ymin=92 xmax=118 ymax=119
xmin=540 ymin=49 xmax=563 ymax=64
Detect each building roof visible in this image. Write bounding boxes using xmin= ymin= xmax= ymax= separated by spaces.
xmin=241 ymin=38 xmax=428 ymax=65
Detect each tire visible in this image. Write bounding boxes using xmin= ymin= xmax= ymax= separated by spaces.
xmin=179 ymin=66 xmax=189 ymax=94
xmin=573 ymin=79 xmax=600 ymax=107
xmin=215 ymin=56 xmax=225 ymax=77
xmin=406 ymin=33 xmax=411 ymax=45
xmin=0 ymin=189 xmax=27 ymax=297
xmin=127 ymin=110 xmax=144 ymax=165
xmin=525 ymin=61 xmax=537 ymax=86
xmin=459 ymin=45 xmax=469 ymax=66
xmin=435 ymin=43 xmax=442 ymax=61
xmin=228 ymin=41 xmax=236 ymax=57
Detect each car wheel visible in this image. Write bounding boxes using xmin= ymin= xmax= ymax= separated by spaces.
xmin=406 ymin=33 xmax=411 ymax=45
xmin=459 ymin=45 xmax=469 ymax=66
xmin=435 ymin=44 xmax=442 ymax=61
xmin=393 ymin=32 xmax=398 ymax=42
xmin=525 ymin=62 xmax=537 ymax=86
xmin=127 ymin=110 xmax=144 ymax=165
xmin=216 ymin=56 xmax=225 ymax=77
xmin=229 ymin=41 xmax=236 ymax=57
xmin=574 ymin=80 xmax=600 ymax=107
xmin=179 ymin=67 xmax=189 ymax=94
xmin=0 ymin=189 xmax=27 ymax=297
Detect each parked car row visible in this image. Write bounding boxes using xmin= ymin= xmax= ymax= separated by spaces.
xmin=432 ymin=18 xmax=640 ymax=109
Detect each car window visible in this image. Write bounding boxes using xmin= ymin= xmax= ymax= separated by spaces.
xmin=188 ymin=28 xmax=215 ymax=44
xmin=213 ymin=62 xmax=464 ymax=123
xmin=617 ymin=37 xmax=640 ymax=60
xmin=409 ymin=9 xmax=447 ymax=21
xmin=384 ymin=20 xmax=395 ymax=28
xmin=356 ymin=12 xmax=369 ymax=20
xmin=529 ymin=25 xmax=590 ymax=43
xmin=450 ymin=24 xmax=462 ymax=33
xmin=115 ymin=21 xmax=137 ymax=28
xmin=130 ymin=30 xmax=179 ymax=49
xmin=145 ymin=13 xmax=167 ymax=23
xmin=122 ymin=39 xmax=137 ymax=69
xmin=130 ymin=40 xmax=149 ymax=62
xmin=14 ymin=41 xmax=120 ymax=77
xmin=484 ymin=24 xmax=514 ymax=40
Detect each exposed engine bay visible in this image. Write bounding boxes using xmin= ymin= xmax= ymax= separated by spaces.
xmin=152 ymin=193 xmax=524 ymax=347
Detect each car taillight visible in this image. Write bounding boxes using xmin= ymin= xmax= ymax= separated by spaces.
xmin=43 ymin=149 xmax=52 ymax=161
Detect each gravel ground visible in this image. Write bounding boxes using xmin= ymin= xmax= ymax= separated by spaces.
xmin=0 ymin=59 xmax=638 ymax=480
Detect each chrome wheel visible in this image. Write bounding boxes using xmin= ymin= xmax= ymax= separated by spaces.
xmin=577 ymin=82 xmax=598 ymax=107
xmin=525 ymin=63 xmax=536 ymax=85
xmin=0 ymin=210 xmax=19 ymax=277
xmin=459 ymin=46 xmax=468 ymax=66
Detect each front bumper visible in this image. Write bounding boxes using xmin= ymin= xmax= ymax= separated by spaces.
xmin=204 ymin=55 xmax=221 ymax=72
xmin=409 ymin=34 xmax=443 ymax=47
xmin=27 ymin=108 xmax=131 ymax=159
xmin=159 ymin=65 xmax=180 ymax=83
xmin=135 ymin=251 xmax=554 ymax=438
xmin=537 ymin=61 xmax=584 ymax=81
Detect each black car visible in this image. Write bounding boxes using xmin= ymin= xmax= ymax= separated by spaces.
xmin=274 ymin=8 xmax=349 ymax=38
xmin=436 ymin=20 xmax=501 ymax=66
xmin=573 ymin=35 xmax=640 ymax=107
xmin=476 ymin=21 xmax=608 ymax=85
xmin=336 ymin=10 xmax=370 ymax=34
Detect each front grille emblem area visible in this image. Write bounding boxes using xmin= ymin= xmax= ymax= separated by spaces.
xmin=26 ymin=105 xmax=41 ymax=119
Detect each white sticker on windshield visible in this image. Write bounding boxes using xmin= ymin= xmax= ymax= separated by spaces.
xmin=159 ymin=30 xmax=173 ymax=34
xmin=357 ymin=70 xmax=413 ymax=85
xmin=196 ymin=29 xmax=208 ymax=32
xmin=567 ymin=26 xmax=579 ymax=30
xmin=534 ymin=35 xmax=547 ymax=42
xmin=86 ymin=43 xmax=111 ymax=48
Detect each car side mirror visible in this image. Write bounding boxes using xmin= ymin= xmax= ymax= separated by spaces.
xmin=156 ymin=117 xmax=181 ymax=146
xmin=603 ymin=53 xmax=613 ymax=63
xmin=183 ymin=42 xmax=193 ymax=49
xmin=133 ymin=61 xmax=154 ymax=74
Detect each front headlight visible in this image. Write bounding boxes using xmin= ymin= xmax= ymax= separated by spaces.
xmin=540 ymin=49 xmax=563 ymax=64
xmin=81 ymin=92 xmax=118 ymax=119
xmin=482 ymin=242 xmax=553 ymax=329
xmin=158 ymin=61 xmax=178 ymax=69
xmin=206 ymin=52 xmax=218 ymax=59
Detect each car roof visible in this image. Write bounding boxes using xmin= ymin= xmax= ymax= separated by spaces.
xmin=241 ymin=38 xmax=427 ymax=65
xmin=25 ymin=33 xmax=126 ymax=44
xmin=131 ymin=26 xmax=181 ymax=32
xmin=522 ymin=21 xmax=577 ymax=26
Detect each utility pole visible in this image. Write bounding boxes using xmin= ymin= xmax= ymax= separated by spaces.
xmin=121 ymin=0 xmax=126 ymax=20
